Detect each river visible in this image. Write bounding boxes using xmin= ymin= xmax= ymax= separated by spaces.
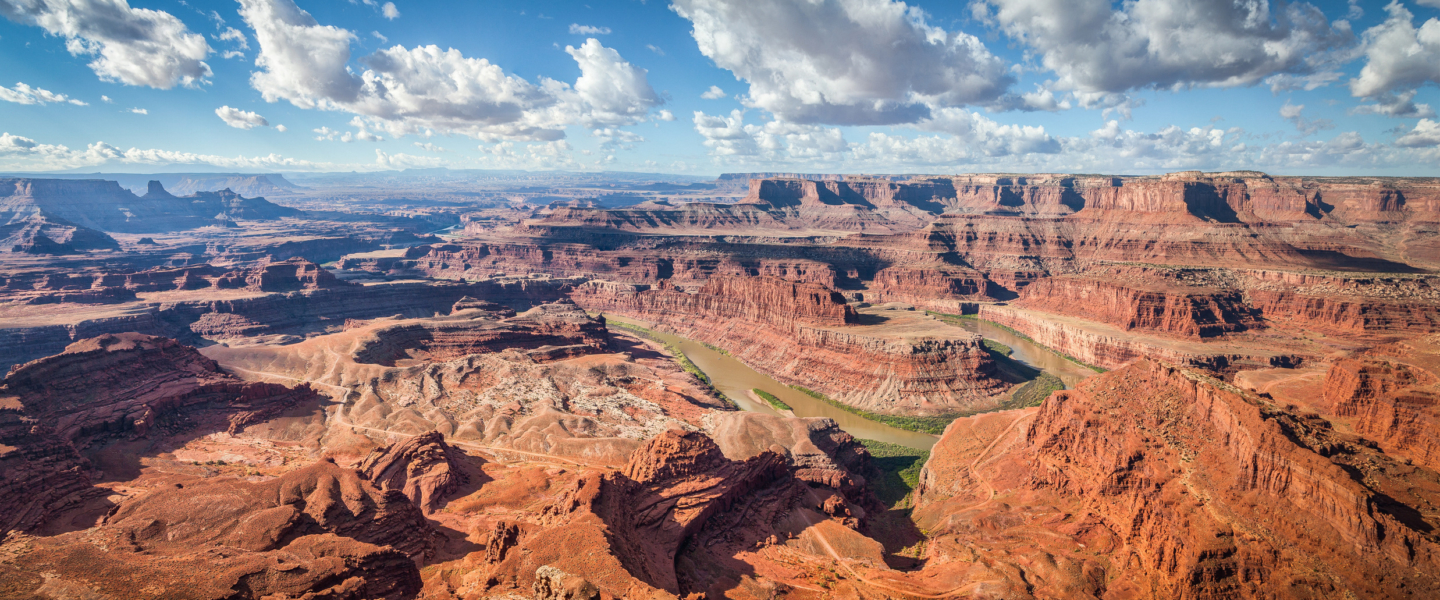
xmin=951 ymin=318 xmax=1098 ymax=388
xmin=602 ymin=314 xmax=1098 ymax=451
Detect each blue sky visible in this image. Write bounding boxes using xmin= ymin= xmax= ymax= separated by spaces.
xmin=1 ymin=0 xmax=1439 ymax=176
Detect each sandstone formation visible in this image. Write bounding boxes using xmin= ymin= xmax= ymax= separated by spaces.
xmin=0 ymin=333 xmax=317 ymax=448
xmin=0 ymin=178 xmax=299 ymax=233
xmin=1321 ymin=335 xmax=1440 ymax=470
xmin=358 ymin=431 xmax=467 ymax=513
xmin=574 ymin=277 xmax=1010 ymax=414
xmin=911 ymin=359 xmax=1440 ymax=598
xmin=0 ymin=461 xmax=430 ymax=599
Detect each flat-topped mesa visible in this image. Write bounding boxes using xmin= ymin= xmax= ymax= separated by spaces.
xmin=215 ymin=257 xmax=351 ymax=292
xmin=1015 ymin=275 xmax=1263 ymax=339
xmin=351 ymin=299 xmax=609 ymax=366
xmin=577 ymin=275 xmax=856 ymax=330
xmin=574 ymin=278 xmax=1009 ymax=413
xmin=742 ymin=177 xmax=954 ymax=211
xmin=0 ymin=178 xmax=298 ymax=233
xmin=0 ymin=333 xmax=317 ymax=446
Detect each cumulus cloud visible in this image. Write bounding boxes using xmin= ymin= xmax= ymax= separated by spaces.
xmin=671 ymin=0 xmax=1011 ymax=125
xmin=974 ymin=0 xmax=1353 ymax=94
xmin=1349 ymin=2 xmax=1440 ymax=111
xmin=239 ymin=0 xmax=662 ymax=141
xmin=413 ymin=141 xmax=445 ymax=152
xmin=1279 ymin=100 xmax=1334 ymax=136
xmin=215 ymin=105 xmax=270 ymax=129
xmin=701 ymin=85 xmax=725 ymax=100
xmin=381 ymin=2 xmax=399 ymax=20
xmin=0 ymin=82 xmax=86 ymax=105
xmin=0 ymin=0 xmax=211 ymax=88
xmin=275 ymin=124 xmax=287 ymax=132
xmin=569 ymin=23 xmax=610 ymax=35
xmin=656 ymin=109 xmax=676 ymax=121
xmin=0 ymin=131 xmax=346 ymax=171
xmin=129 ymin=107 xmax=147 ymax=114
xmin=1351 ymin=89 xmax=1436 ymax=118
xmin=217 ymin=26 xmax=248 ymax=59
xmin=476 ymin=140 xmax=582 ymax=170
xmin=1396 ymin=119 xmax=1440 ymax=148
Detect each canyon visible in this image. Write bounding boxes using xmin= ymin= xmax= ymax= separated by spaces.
xmin=0 ymin=169 xmax=1437 ymax=599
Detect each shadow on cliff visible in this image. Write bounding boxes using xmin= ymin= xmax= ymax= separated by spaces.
xmin=429 ymin=451 xmax=492 ymax=561
xmin=39 ymin=393 xmax=340 ymax=537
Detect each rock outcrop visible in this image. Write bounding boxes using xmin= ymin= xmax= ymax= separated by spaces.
xmin=358 ymin=431 xmax=467 ymax=513
xmin=350 ymin=299 xmax=609 ymax=366
xmin=913 ymin=359 xmax=1440 ymax=598
xmin=0 ymin=461 xmax=430 ymax=599
xmin=1016 ymin=275 xmax=1264 ymax=338
xmin=0 ymin=333 xmax=317 ymax=448
xmin=1322 ymin=336 xmax=1440 ymax=470
xmin=574 ymin=277 xmax=1010 ymax=414
xmin=0 ymin=178 xmax=299 ymax=233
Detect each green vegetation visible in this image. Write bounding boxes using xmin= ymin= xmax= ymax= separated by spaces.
xmin=982 ymin=338 xmax=1013 ymax=356
xmin=858 ymin=439 xmax=930 ymax=507
xmin=1010 ymin=373 xmax=1065 ymax=408
xmin=605 ymin=319 xmax=736 ymax=407
xmin=789 ymin=384 xmax=959 ymax=435
xmin=701 ymin=341 xmax=731 ymax=356
xmin=752 ymin=388 xmax=791 ymax=411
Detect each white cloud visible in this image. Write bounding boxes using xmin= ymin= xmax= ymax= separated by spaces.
xmin=1349 ymin=2 xmax=1440 ymax=109
xmin=275 ymin=124 xmax=287 ymax=132
xmin=0 ymin=131 xmax=351 ymax=171
xmin=0 ymin=82 xmax=86 ymax=105
xmin=646 ymin=44 xmax=664 ymax=56
xmin=671 ymin=0 xmax=1011 ymax=125
xmin=1280 ymin=100 xmax=1334 ymax=136
xmin=0 ymin=0 xmax=212 ymax=89
xmin=239 ymin=0 xmax=663 ymax=141
xmin=476 ymin=140 xmax=581 ymax=170
xmin=371 ymin=30 xmax=387 ymax=42
xmin=569 ymin=23 xmax=610 ymax=35
xmin=100 ymin=95 xmax=112 ymax=103
xmin=218 ymin=27 xmax=248 ymax=49
xmin=700 ymin=85 xmax=725 ymax=100
xmin=215 ymin=105 xmax=270 ymax=129
xmin=381 ymin=2 xmax=399 ymax=20
xmin=1351 ymin=89 xmax=1436 ymax=118
xmin=656 ymin=109 xmax=675 ymax=121
xmin=974 ymin=0 xmax=1353 ymax=94
xmin=129 ymin=107 xmax=147 ymax=114
xmin=591 ymin=127 xmax=644 ymax=149
xmin=413 ymin=141 xmax=445 ymax=152
xmin=376 ymin=149 xmax=444 ymax=169
xmin=1396 ymin=119 xmax=1440 ymax=148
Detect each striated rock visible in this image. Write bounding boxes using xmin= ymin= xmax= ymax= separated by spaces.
xmin=505 ymin=430 xmax=789 ymax=596
xmin=1250 ymin=289 xmax=1440 ymax=335
xmin=0 ymin=461 xmax=430 ymax=599
xmin=1017 ymin=275 xmax=1263 ymax=338
xmin=576 ymin=277 xmax=1010 ymax=414
xmin=358 ymin=431 xmax=467 ymax=513
xmin=913 ymin=359 xmax=1440 ymax=598
xmin=0 ymin=401 xmax=97 ymax=537
xmin=350 ymin=299 xmax=609 ymax=366
xmin=1322 ymin=336 xmax=1440 ymax=470
xmin=0 ymin=333 xmax=317 ymax=448
xmin=0 ymin=214 xmax=119 ymax=254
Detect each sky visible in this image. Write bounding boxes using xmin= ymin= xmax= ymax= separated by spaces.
xmin=1 ymin=0 xmax=1439 ymax=176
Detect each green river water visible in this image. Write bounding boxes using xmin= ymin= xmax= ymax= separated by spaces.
xmin=603 ymin=313 xmax=1098 ymax=451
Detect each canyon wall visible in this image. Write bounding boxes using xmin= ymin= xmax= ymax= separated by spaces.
xmin=1016 ymin=276 xmax=1263 ymax=338
xmin=0 ymin=178 xmax=298 ymax=233
xmin=913 ymin=359 xmax=1440 ymax=598
xmin=573 ymin=277 xmax=1010 ymax=414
